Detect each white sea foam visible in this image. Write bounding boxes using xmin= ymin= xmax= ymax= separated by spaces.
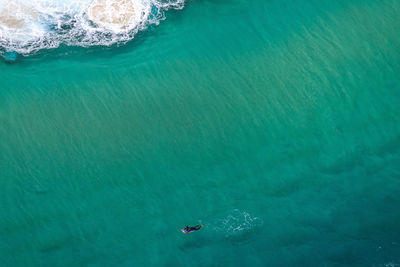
xmin=0 ymin=0 xmax=185 ymax=56
xmin=214 ymin=209 xmax=264 ymax=236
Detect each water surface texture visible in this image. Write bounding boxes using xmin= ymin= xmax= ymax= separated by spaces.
xmin=1 ymin=0 xmax=400 ymax=266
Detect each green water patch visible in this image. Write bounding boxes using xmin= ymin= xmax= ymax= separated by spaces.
xmin=1 ymin=0 xmax=400 ymax=266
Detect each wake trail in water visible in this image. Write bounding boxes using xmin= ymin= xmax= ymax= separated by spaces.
xmin=0 ymin=0 xmax=185 ymax=57
xmin=204 ymin=209 xmax=264 ymax=245
xmin=213 ymin=209 xmax=263 ymax=234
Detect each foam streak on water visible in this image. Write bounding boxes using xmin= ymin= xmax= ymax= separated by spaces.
xmin=0 ymin=0 xmax=184 ymax=55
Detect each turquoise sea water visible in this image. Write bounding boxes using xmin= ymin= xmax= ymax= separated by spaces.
xmin=1 ymin=0 xmax=400 ymax=266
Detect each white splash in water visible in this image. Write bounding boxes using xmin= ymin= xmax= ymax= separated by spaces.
xmin=214 ymin=209 xmax=264 ymax=237
xmin=0 ymin=0 xmax=185 ymax=55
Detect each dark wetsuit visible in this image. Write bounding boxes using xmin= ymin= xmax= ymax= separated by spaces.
xmin=190 ymin=225 xmax=202 ymax=231
xmin=185 ymin=225 xmax=202 ymax=232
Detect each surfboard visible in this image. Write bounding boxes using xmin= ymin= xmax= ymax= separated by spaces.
xmin=181 ymin=229 xmax=194 ymax=233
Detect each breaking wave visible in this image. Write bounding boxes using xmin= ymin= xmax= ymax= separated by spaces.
xmin=0 ymin=0 xmax=185 ymax=56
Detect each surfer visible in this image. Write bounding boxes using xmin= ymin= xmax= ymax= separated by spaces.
xmin=182 ymin=225 xmax=203 ymax=233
